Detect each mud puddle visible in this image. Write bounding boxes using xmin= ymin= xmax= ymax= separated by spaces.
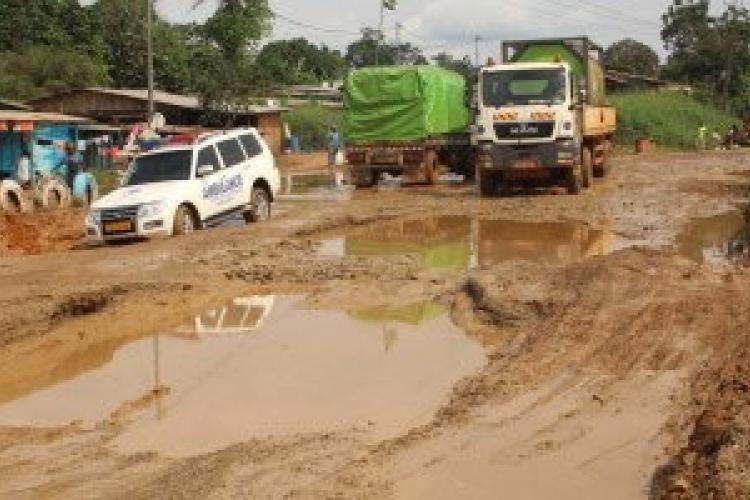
xmin=0 ymin=295 xmax=485 ymax=457
xmin=675 ymin=210 xmax=749 ymax=264
xmin=319 ymin=216 xmax=618 ymax=270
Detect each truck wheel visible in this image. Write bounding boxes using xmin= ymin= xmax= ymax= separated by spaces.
xmin=425 ymin=151 xmax=439 ymax=185
xmin=566 ymin=165 xmax=582 ymax=195
xmin=581 ymin=147 xmax=593 ymax=188
xmin=477 ymin=168 xmax=495 ymax=196
xmin=173 ymin=204 xmax=198 ymax=236
xmin=243 ymin=187 xmax=271 ymax=223
xmin=353 ymin=169 xmax=376 ymax=188
xmin=594 ymin=151 xmax=610 ymax=178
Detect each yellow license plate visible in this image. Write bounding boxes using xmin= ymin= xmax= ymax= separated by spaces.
xmin=104 ymin=220 xmax=133 ymax=232
xmin=511 ymin=159 xmax=540 ymax=170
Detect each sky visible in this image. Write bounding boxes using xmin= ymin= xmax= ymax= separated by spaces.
xmin=128 ymin=0 xmax=714 ymax=61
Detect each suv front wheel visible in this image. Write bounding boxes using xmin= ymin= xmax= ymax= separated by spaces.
xmin=244 ymin=187 xmax=271 ymax=223
xmin=173 ymin=204 xmax=198 ymax=236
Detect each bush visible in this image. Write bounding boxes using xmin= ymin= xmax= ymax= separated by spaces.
xmin=283 ymin=105 xmax=342 ymax=151
xmin=610 ymin=90 xmax=739 ymax=150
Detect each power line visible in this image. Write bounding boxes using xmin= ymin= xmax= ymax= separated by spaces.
xmin=270 ymin=9 xmax=361 ymax=36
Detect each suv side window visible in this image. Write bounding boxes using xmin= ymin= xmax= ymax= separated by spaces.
xmin=197 ymin=146 xmax=221 ymax=173
xmin=217 ymin=138 xmax=247 ymax=168
xmin=239 ymin=133 xmax=263 ymax=158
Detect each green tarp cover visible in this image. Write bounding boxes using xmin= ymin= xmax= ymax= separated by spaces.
xmin=514 ymin=44 xmax=607 ymax=105
xmin=344 ymin=66 xmax=469 ymax=142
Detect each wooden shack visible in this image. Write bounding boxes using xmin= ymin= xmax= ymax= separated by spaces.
xmin=28 ymin=88 xmax=288 ymax=155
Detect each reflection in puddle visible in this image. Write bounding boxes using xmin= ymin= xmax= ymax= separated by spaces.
xmin=0 ymin=297 xmax=485 ymax=457
xmin=676 ymin=211 xmax=749 ymax=264
xmin=320 ymin=216 xmax=615 ymax=269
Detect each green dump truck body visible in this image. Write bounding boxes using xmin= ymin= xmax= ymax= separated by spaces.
xmin=502 ymin=37 xmax=608 ymax=106
xmin=343 ymin=66 xmax=470 ymax=143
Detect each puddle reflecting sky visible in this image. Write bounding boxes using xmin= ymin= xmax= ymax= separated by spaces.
xmin=319 ymin=216 xmax=615 ymax=269
xmin=0 ymin=296 xmax=485 ymax=457
xmin=319 ymin=212 xmax=750 ymax=268
xmin=676 ymin=211 xmax=749 ymax=265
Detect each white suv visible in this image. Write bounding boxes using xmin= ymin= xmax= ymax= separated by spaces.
xmin=86 ymin=128 xmax=280 ymax=242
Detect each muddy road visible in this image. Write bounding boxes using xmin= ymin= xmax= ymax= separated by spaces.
xmin=0 ymin=150 xmax=749 ymax=499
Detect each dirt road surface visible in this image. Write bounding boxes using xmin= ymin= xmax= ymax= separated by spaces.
xmin=0 ymin=151 xmax=748 ymax=499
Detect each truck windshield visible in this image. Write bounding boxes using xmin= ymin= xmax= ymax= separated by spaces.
xmin=482 ymin=69 xmax=566 ymax=107
xmin=124 ymin=150 xmax=193 ymax=186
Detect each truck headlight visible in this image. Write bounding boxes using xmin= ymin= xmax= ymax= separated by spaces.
xmin=138 ymin=201 xmax=167 ymax=219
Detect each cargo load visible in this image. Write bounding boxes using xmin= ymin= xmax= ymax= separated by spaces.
xmin=343 ymin=66 xmax=470 ymax=142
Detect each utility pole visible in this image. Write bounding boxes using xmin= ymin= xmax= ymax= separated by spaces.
xmin=475 ymin=35 xmax=481 ymax=67
xmin=376 ymin=1 xmax=385 ymax=66
xmin=147 ymin=0 xmax=155 ymax=124
xmin=395 ymin=22 xmax=402 ymax=65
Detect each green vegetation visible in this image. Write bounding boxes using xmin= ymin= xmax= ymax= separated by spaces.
xmin=284 ymin=105 xmax=343 ymax=151
xmin=610 ymin=90 xmax=739 ymax=150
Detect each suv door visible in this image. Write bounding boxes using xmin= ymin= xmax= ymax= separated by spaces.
xmin=215 ymin=137 xmax=249 ymax=210
xmin=238 ymin=131 xmax=276 ymax=193
xmin=196 ymin=144 xmax=224 ymax=219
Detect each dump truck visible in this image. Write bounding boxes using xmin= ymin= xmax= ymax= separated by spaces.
xmin=344 ymin=66 xmax=474 ymax=187
xmin=472 ymin=37 xmax=617 ymax=195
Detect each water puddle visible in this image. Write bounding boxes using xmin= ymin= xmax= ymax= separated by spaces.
xmin=0 ymin=296 xmax=485 ymax=457
xmin=675 ymin=210 xmax=749 ymax=265
xmin=319 ymin=216 xmax=617 ymax=269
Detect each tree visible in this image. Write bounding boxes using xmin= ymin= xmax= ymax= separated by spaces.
xmin=189 ymin=0 xmax=274 ymax=126
xmin=433 ymin=52 xmax=473 ymax=80
xmin=661 ymin=0 xmax=750 ymax=110
xmin=92 ymin=0 xmax=192 ymax=93
xmin=346 ymin=28 xmax=426 ymax=68
xmin=0 ymin=46 xmax=109 ymax=100
xmin=198 ymin=0 xmax=272 ymax=59
xmin=258 ymin=38 xmax=346 ymax=85
xmin=605 ymin=39 xmax=659 ymax=77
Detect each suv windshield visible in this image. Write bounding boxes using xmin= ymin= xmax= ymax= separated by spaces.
xmin=124 ymin=150 xmax=193 ymax=186
xmin=482 ymin=69 xmax=566 ymax=107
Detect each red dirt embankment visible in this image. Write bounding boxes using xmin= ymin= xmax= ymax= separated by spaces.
xmin=0 ymin=209 xmax=85 ymax=257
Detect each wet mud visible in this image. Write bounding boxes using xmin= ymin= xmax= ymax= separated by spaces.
xmin=0 ymin=150 xmax=749 ymax=499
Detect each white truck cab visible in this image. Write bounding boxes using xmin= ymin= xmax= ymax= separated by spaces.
xmin=474 ymin=62 xmax=578 ymax=146
xmin=86 ymin=128 xmax=280 ymax=242
xmin=473 ymin=37 xmax=616 ymax=196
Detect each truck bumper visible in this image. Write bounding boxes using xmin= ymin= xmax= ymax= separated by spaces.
xmin=478 ymin=140 xmax=579 ymax=173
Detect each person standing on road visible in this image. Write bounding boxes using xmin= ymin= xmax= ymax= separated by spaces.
xmin=328 ymin=126 xmax=340 ymax=166
xmin=16 ymin=149 xmax=32 ymax=188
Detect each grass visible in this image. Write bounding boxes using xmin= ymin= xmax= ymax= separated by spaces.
xmin=610 ymin=90 xmax=740 ymax=150
xmin=283 ymin=105 xmax=343 ymax=151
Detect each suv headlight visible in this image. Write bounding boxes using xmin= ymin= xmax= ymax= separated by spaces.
xmin=86 ymin=210 xmax=102 ymax=226
xmin=138 ymin=201 xmax=167 ymax=219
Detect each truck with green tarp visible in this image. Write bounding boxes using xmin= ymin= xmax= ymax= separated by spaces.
xmin=473 ymin=37 xmax=616 ymax=195
xmin=343 ymin=66 xmax=473 ymax=187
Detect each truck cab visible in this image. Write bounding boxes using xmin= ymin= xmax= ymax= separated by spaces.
xmin=472 ymin=37 xmax=616 ymax=196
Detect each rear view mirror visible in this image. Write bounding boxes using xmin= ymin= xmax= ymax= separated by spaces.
xmin=197 ymin=164 xmax=215 ymax=177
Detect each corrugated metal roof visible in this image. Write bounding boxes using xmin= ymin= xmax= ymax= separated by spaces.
xmin=0 ymin=111 xmax=88 ymax=123
xmin=74 ymin=88 xmax=289 ymax=114
xmin=86 ymin=88 xmax=202 ymax=109
xmin=0 ymin=99 xmax=31 ymax=111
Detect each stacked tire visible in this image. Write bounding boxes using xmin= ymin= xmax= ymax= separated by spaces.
xmin=0 ymin=180 xmax=32 ymax=213
xmin=38 ymin=178 xmax=72 ymax=210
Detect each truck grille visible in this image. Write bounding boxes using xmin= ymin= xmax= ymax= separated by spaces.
xmin=494 ymin=122 xmax=554 ymax=140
